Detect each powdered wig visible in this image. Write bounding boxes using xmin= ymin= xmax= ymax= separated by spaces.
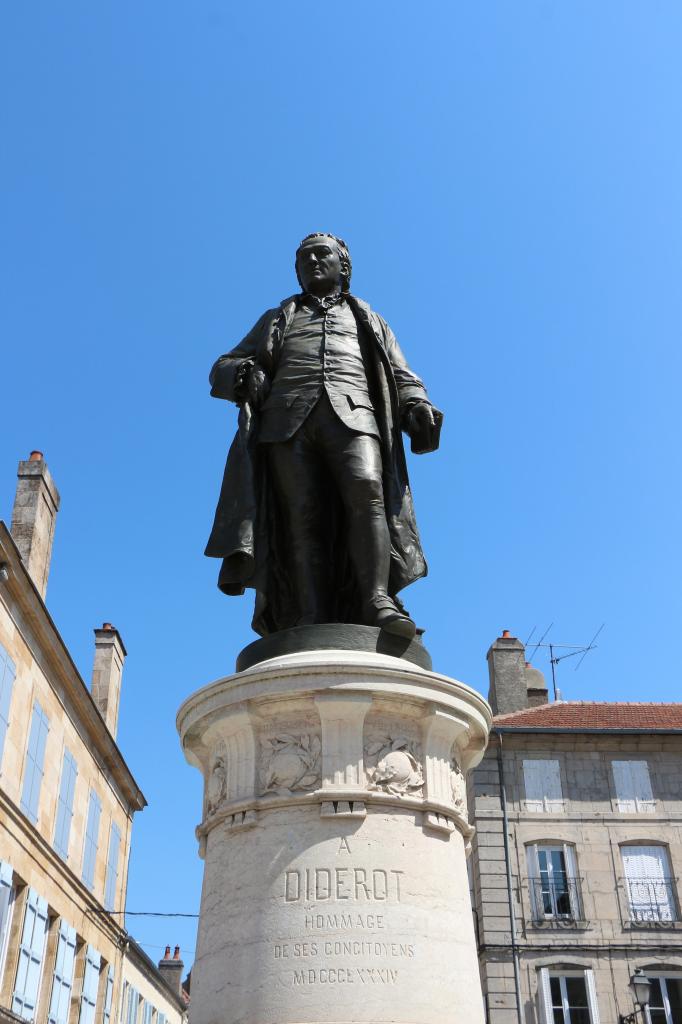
xmin=295 ymin=233 xmax=352 ymax=292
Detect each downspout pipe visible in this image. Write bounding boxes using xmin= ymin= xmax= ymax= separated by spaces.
xmin=497 ymin=732 xmax=523 ymax=1024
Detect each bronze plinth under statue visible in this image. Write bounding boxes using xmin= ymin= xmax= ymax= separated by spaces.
xmin=206 ymin=233 xmax=442 ymax=641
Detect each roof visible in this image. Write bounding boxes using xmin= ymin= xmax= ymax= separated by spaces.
xmin=0 ymin=521 xmax=146 ymax=811
xmin=493 ymin=702 xmax=682 ymax=733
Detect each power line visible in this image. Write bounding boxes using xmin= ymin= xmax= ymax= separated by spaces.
xmin=90 ymin=910 xmax=199 ymax=918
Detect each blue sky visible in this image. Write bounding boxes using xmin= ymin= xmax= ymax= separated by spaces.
xmin=2 ymin=2 xmax=681 ymax=971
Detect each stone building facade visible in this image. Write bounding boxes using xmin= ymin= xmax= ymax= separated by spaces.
xmin=470 ymin=630 xmax=682 ymax=1024
xmin=0 ymin=453 xmax=187 ymax=1024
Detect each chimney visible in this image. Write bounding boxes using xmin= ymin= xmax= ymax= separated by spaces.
xmin=91 ymin=623 xmax=127 ymax=739
xmin=525 ymin=661 xmax=549 ymax=708
xmin=10 ymin=452 xmax=60 ymax=600
xmin=487 ymin=629 xmax=548 ymax=715
xmin=158 ymin=946 xmax=184 ymax=997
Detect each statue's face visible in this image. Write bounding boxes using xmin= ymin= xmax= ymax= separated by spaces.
xmin=296 ymin=236 xmax=343 ymax=295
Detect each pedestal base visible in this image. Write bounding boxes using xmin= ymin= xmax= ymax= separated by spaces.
xmin=177 ymin=648 xmax=491 ymax=1024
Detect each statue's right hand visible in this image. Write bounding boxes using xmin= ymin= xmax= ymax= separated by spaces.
xmin=246 ymin=366 xmax=271 ymax=409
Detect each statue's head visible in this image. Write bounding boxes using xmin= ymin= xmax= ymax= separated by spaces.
xmin=295 ymin=233 xmax=352 ymax=295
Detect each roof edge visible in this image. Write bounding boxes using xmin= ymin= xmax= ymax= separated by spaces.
xmin=0 ymin=521 xmax=146 ymax=812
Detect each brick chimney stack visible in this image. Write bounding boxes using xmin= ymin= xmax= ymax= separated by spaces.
xmin=10 ymin=451 xmax=60 ymax=600
xmin=486 ymin=629 xmax=548 ymax=715
xmin=91 ymin=623 xmax=127 ymax=739
xmin=158 ymin=945 xmax=184 ymax=997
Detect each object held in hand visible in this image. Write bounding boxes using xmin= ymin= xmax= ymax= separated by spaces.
xmin=409 ymin=404 xmax=443 ymax=454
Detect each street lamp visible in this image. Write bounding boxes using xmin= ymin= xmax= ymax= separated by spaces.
xmin=620 ymin=970 xmax=652 ymax=1024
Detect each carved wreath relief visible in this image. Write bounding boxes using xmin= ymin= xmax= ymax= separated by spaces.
xmin=365 ymin=735 xmax=424 ymax=797
xmin=259 ymin=733 xmax=321 ymax=796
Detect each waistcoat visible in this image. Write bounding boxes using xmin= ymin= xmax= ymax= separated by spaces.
xmin=258 ymin=297 xmax=379 ymax=443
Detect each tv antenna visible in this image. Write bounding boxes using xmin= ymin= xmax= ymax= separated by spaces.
xmin=525 ymin=623 xmax=604 ymax=701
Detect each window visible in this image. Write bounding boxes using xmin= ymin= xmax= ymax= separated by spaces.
xmin=125 ymin=985 xmax=139 ymax=1024
xmin=82 ymin=790 xmax=102 ymax=891
xmin=142 ymin=1001 xmax=153 ymax=1024
xmin=12 ymin=888 xmax=49 ymax=1020
xmin=102 ymin=965 xmax=114 ymax=1024
xmin=0 ymin=642 xmax=16 ymax=769
xmin=523 ymin=759 xmax=564 ymax=812
xmin=647 ymin=977 xmax=682 ymax=1024
xmin=20 ymin=700 xmax=50 ymax=823
xmin=79 ymin=944 xmax=101 ymax=1024
xmin=48 ymin=920 xmax=77 ymax=1024
xmin=612 ymin=761 xmax=655 ymax=813
xmin=539 ymin=969 xmax=600 ymax=1024
xmin=119 ymin=981 xmax=128 ymax=1024
xmin=104 ymin=823 xmax=121 ymax=911
xmin=54 ymin=749 xmax=78 ymax=859
xmin=0 ymin=861 xmax=15 ymax=983
xmin=622 ymin=846 xmax=677 ymax=923
xmin=528 ymin=844 xmax=581 ymax=920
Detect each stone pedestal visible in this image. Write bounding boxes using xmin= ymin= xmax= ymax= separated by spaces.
xmin=177 ymin=646 xmax=491 ymax=1024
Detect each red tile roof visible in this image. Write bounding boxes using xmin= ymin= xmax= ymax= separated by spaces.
xmin=493 ymin=702 xmax=682 ymax=732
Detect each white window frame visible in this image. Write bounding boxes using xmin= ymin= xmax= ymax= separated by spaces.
xmin=523 ymin=759 xmax=565 ymax=813
xmin=12 ymin=887 xmax=49 ymax=1020
xmin=528 ymin=844 xmax=580 ymax=920
xmin=79 ymin=944 xmax=101 ymax=1024
xmin=612 ymin=760 xmax=656 ymax=813
xmin=48 ymin=919 xmax=77 ymax=1024
xmin=142 ymin=1000 xmax=153 ymax=1024
xmin=54 ymin=748 xmax=78 ymax=860
xmin=645 ymin=974 xmax=682 ymax=1024
xmin=539 ymin=967 xmax=600 ymax=1024
xmin=0 ymin=861 xmax=15 ymax=984
xmin=20 ymin=700 xmax=50 ymax=824
xmin=0 ymin=641 xmax=17 ymax=772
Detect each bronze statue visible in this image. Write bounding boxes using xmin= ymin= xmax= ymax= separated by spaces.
xmin=206 ymin=233 xmax=442 ymax=639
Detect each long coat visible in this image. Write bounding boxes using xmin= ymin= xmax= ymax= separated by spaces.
xmin=205 ymin=293 xmax=437 ymax=636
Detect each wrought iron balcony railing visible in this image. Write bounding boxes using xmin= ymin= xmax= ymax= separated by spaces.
xmin=624 ymin=878 xmax=679 ymax=924
xmin=530 ymin=877 xmax=583 ymax=922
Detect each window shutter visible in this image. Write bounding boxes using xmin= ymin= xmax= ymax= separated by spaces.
xmin=0 ymin=861 xmax=14 ymax=979
xmin=119 ymin=981 xmax=128 ymax=1024
xmin=54 ymin=750 xmax=78 ymax=859
xmin=544 ymin=760 xmax=564 ymax=812
xmin=102 ymin=967 xmax=114 ymax=1024
xmin=631 ymin=762 xmax=655 ymax=812
xmin=0 ymin=643 xmax=16 ymax=766
xmin=48 ymin=920 xmax=77 ymax=1024
xmin=562 ymin=844 xmax=580 ymax=918
xmin=612 ymin=761 xmax=636 ymax=812
xmin=79 ymin=945 xmax=101 ymax=1024
xmin=523 ymin=761 xmax=544 ymax=811
xmin=104 ymin=824 xmax=121 ymax=911
xmin=12 ymin=888 xmax=49 ymax=1019
xmin=21 ymin=702 xmax=50 ymax=823
xmin=82 ymin=792 xmax=102 ymax=890
xmin=526 ymin=845 xmax=541 ymax=918
xmin=538 ymin=968 xmax=554 ymax=1024
xmin=585 ymin=969 xmax=601 ymax=1024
